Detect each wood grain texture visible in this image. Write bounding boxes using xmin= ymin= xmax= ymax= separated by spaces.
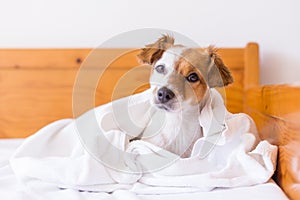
xmin=0 ymin=49 xmax=91 ymax=69
xmin=0 ymin=48 xmax=245 ymax=69
xmin=245 ymin=85 xmax=300 ymax=200
xmin=0 ymin=44 xmax=255 ymax=138
xmin=0 ymin=69 xmax=76 ymax=137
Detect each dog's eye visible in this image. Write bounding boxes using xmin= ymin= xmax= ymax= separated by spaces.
xmin=155 ymin=65 xmax=165 ymax=74
xmin=186 ymin=73 xmax=199 ymax=82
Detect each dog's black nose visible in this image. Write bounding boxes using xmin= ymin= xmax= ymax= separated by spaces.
xmin=157 ymin=87 xmax=175 ymax=103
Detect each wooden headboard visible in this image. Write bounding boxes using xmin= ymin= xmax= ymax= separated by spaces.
xmin=0 ymin=43 xmax=259 ymax=138
xmin=0 ymin=43 xmax=299 ymax=199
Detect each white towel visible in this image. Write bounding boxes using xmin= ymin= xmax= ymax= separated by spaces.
xmin=10 ymin=88 xmax=277 ymax=194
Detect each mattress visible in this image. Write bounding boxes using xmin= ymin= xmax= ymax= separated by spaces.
xmin=0 ymin=139 xmax=288 ymax=200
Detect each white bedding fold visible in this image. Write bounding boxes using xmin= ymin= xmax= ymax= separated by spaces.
xmin=10 ymin=89 xmax=278 ymax=194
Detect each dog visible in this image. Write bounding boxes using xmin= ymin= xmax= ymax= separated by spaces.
xmin=131 ymin=35 xmax=233 ymax=158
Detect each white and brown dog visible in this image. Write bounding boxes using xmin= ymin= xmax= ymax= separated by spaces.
xmin=133 ymin=35 xmax=233 ymax=158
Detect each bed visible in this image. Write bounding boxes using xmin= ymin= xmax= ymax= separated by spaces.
xmin=0 ymin=43 xmax=299 ymax=199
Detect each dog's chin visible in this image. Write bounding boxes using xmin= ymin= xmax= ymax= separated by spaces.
xmin=153 ymin=102 xmax=180 ymax=113
xmin=155 ymin=104 xmax=172 ymax=112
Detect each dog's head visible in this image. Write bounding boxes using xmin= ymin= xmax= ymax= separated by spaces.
xmin=137 ymin=35 xmax=233 ymax=112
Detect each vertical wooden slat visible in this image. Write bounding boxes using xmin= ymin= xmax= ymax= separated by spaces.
xmin=244 ymin=43 xmax=259 ymax=89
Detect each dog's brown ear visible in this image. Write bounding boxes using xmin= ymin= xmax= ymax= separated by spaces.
xmin=137 ymin=35 xmax=175 ymax=65
xmin=207 ymin=46 xmax=233 ymax=88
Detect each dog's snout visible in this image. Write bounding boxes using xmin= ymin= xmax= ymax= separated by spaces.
xmin=157 ymin=87 xmax=175 ymax=103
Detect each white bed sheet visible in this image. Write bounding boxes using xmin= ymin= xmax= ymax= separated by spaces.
xmin=0 ymin=139 xmax=288 ymax=200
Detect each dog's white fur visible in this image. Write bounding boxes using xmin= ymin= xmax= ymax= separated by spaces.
xmin=136 ymin=35 xmax=233 ymax=157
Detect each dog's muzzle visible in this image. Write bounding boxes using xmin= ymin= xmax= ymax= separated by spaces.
xmin=157 ymin=87 xmax=175 ymax=103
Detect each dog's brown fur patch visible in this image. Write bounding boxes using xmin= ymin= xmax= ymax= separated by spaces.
xmin=137 ymin=35 xmax=175 ymax=65
xmin=207 ymin=46 xmax=234 ymax=87
xmin=174 ymin=57 xmax=208 ymax=103
xmin=178 ymin=47 xmax=233 ymax=88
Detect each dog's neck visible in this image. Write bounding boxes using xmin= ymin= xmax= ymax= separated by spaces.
xmin=143 ymin=92 xmax=210 ymax=157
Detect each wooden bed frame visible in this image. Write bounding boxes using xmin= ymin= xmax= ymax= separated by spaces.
xmin=0 ymin=43 xmax=299 ymax=199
